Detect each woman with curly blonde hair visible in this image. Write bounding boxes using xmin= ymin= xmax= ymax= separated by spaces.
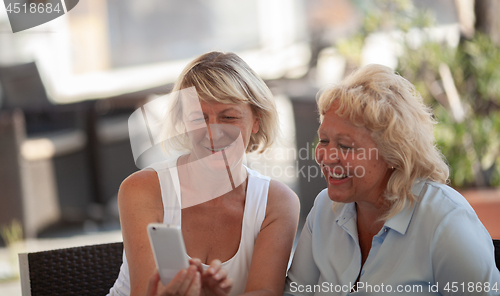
xmin=285 ymin=64 xmax=500 ymax=295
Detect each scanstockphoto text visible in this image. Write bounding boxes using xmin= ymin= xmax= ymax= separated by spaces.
xmin=288 ymin=281 xmax=499 ymax=294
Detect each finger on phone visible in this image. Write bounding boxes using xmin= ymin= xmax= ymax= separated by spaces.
xmin=163 ymin=268 xmax=187 ymax=294
xmin=213 ymin=267 xmax=227 ymax=281
xmin=219 ymin=277 xmax=233 ymax=293
xmin=178 ymin=265 xmax=197 ymax=294
xmin=189 ymin=258 xmax=203 ymax=274
xmin=206 ymin=259 xmax=222 ymax=276
xmin=145 ymin=271 xmax=160 ymax=296
xmin=185 ymin=272 xmax=201 ymax=296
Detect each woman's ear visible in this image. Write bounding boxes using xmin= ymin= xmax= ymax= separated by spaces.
xmin=252 ymin=117 xmax=260 ymax=134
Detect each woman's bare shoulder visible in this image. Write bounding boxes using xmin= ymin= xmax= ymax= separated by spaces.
xmin=263 ymin=179 xmax=300 ymax=225
xmin=121 ymin=169 xmax=159 ymax=191
xmin=268 ymin=179 xmax=299 ymax=205
xmin=118 ymin=169 xmax=163 ymax=219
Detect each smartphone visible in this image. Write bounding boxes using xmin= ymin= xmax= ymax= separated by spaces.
xmin=147 ymin=223 xmax=190 ymax=285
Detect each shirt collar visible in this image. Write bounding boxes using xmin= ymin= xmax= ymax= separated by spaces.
xmin=411 ymin=178 xmax=426 ymax=197
xmin=334 ymin=180 xmax=427 ymax=232
xmin=384 ymin=179 xmax=426 ymax=235
xmin=336 ymin=202 xmax=356 ymax=226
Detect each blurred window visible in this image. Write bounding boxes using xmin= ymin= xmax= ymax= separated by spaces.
xmin=106 ymin=0 xmax=260 ymax=68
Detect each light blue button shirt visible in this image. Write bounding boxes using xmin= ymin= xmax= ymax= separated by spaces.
xmin=285 ymin=180 xmax=500 ymax=295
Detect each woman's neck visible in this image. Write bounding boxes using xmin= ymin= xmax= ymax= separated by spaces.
xmin=177 ymin=153 xmax=247 ymax=208
xmin=355 ymin=198 xmax=391 ymax=234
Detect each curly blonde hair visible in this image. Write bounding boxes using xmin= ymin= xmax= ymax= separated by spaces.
xmin=164 ymin=51 xmax=278 ymax=153
xmin=317 ymin=64 xmax=449 ymax=219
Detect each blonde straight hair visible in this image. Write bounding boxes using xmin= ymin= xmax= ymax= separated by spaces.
xmin=164 ymin=51 xmax=279 ymax=154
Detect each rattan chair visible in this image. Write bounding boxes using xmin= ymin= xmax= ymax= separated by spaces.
xmin=18 ymin=242 xmax=123 ymax=296
xmin=15 ymin=239 xmax=499 ymax=295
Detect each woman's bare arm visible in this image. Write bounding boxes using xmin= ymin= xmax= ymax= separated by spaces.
xmin=243 ymin=180 xmax=300 ymax=295
xmin=118 ymin=170 xmax=164 ymax=296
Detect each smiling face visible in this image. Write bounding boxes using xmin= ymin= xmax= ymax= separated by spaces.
xmin=183 ymin=98 xmax=259 ymax=170
xmin=315 ymin=103 xmax=393 ymax=206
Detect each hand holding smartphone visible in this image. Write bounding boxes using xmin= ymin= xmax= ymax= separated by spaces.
xmin=147 ymin=223 xmax=190 ymax=285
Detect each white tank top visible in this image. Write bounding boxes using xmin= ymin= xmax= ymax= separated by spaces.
xmin=108 ymin=158 xmax=270 ymax=296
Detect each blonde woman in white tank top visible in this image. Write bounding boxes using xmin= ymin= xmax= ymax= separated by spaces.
xmin=108 ymin=52 xmax=299 ymax=296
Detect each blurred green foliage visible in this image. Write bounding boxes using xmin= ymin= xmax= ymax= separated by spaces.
xmin=339 ymin=0 xmax=500 ymax=187
xmin=0 ymin=219 xmax=23 ymax=247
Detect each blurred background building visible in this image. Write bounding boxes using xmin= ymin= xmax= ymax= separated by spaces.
xmin=0 ymin=1 xmax=499 ymax=287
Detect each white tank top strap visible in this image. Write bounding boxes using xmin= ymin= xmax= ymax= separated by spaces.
xmin=244 ymin=167 xmax=270 ymax=239
xmin=219 ymin=166 xmax=269 ymax=295
xmin=146 ymin=158 xmax=182 ymax=226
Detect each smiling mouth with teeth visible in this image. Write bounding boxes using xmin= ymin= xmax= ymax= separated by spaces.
xmin=206 ymin=144 xmax=231 ymax=153
xmin=328 ymin=171 xmax=350 ymax=179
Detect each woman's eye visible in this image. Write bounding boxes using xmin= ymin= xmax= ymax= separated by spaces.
xmin=318 ymin=139 xmax=329 ymax=145
xmin=223 ymin=116 xmax=237 ymax=120
xmin=339 ymin=144 xmax=353 ymax=150
xmin=191 ymin=117 xmax=205 ymax=123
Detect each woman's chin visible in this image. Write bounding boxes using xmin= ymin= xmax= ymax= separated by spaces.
xmin=327 ymin=188 xmax=351 ymax=204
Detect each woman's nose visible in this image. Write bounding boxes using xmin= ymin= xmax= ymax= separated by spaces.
xmin=206 ymin=123 xmax=224 ymax=142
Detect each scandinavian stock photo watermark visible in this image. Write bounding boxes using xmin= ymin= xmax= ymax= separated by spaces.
xmin=128 ymin=87 xmax=381 ymax=185
xmin=246 ymin=142 xmax=379 ymax=182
